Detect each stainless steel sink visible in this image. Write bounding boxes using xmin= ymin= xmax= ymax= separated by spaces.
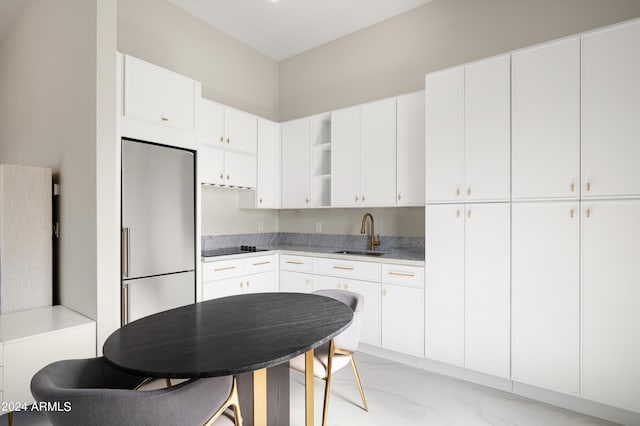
xmin=333 ymin=249 xmax=387 ymax=256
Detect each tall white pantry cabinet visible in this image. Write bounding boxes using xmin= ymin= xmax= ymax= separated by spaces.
xmin=425 ymin=18 xmax=640 ymax=413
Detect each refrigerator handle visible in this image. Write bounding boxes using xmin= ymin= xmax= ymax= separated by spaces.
xmin=122 ymin=227 xmax=130 ymax=278
xmin=122 ymin=283 xmax=129 ymax=325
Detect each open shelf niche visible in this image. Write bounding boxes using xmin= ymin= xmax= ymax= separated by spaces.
xmin=311 ymin=112 xmax=331 ymax=207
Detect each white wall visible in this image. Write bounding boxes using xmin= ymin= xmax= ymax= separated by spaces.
xmin=201 ymin=188 xmax=278 ymax=235
xmin=0 ymin=0 xmax=119 ymax=351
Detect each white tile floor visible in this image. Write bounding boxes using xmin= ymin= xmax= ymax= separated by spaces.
xmin=2 ymin=352 xmax=619 ymax=426
xmin=289 ymin=353 xmax=617 ymax=426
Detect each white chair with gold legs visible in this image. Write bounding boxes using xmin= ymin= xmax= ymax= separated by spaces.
xmin=290 ymin=289 xmax=368 ymax=426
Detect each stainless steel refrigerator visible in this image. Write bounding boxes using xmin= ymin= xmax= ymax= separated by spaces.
xmin=121 ymin=139 xmax=195 ymax=324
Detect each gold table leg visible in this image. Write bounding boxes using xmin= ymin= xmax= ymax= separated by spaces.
xmin=253 ymin=368 xmax=267 ymax=426
xmin=305 ymin=349 xmax=315 ymax=426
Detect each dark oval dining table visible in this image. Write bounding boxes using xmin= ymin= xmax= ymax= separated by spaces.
xmin=103 ymin=292 xmax=354 ymax=426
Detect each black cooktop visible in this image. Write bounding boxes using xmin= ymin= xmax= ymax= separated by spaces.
xmin=202 ymin=246 xmax=268 ymax=257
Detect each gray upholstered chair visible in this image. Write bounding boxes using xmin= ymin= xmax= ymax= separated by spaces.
xmin=289 ymin=289 xmax=368 ymax=426
xmin=30 ymin=357 xmax=241 ymax=426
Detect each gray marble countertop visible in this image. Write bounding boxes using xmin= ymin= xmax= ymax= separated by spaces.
xmin=202 ymin=244 xmax=424 ymax=266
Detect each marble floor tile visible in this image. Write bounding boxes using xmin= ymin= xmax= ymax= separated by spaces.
xmin=289 ymin=352 xmax=618 ymax=426
xmin=1 ymin=352 xmax=620 ymax=426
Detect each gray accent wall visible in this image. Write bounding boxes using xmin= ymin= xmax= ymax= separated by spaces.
xmin=279 ymin=0 xmax=640 ymax=120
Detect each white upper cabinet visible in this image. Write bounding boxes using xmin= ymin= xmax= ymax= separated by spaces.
xmin=425 ymin=56 xmax=510 ymax=204
xmin=123 ymin=55 xmax=196 ymax=132
xmin=425 ymin=67 xmax=464 ymax=203
xmin=332 ymin=98 xmax=397 ymax=207
xmin=361 ymin=98 xmax=397 ymax=206
xmin=331 ymin=106 xmax=361 ymax=207
xmin=224 ymin=107 xmax=258 ymax=155
xmin=581 ymin=200 xmax=640 ymax=412
xmin=582 ymin=20 xmax=640 ymax=198
xmin=512 ymin=37 xmax=580 ymax=200
xmin=464 ymin=55 xmax=511 ymax=202
xmin=256 ymin=118 xmax=281 ymax=209
xmin=198 ymin=98 xmax=257 ymax=188
xmin=281 ymin=118 xmax=312 ymax=208
xmin=396 ymin=91 xmax=425 ymax=206
xmin=512 ymin=202 xmax=579 ymax=395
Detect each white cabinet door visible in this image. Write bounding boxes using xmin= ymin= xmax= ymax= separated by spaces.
xmin=244 ymin=272 xmax=277 ymax=294
xmin=199 ymin=146 xmax=225 ymax=185
xmin=225 ymin=151 xmax=257 ymax=189
xmin=198 ymin=98 xmax=225 ymax=147
xmin=202 ymin=277 xmax=243 ymax=301
xmin=464 ymin=55 xmax=510 ymax=202
xmin=225 ymin=107 xmax=257 ymax=155
xmin=582 ymin=21 xmax=640 ymax=198
xmin=361 ymin=98 xmax=396 ymax=206
xmin=396 ymin=91 xmax=425 ymax=206
xmin=464 ymin=203 xmax=510 ymax=378
xmin=313 ymin=275 xmax=381 ymax=347
xmin=256 ymin=118 xmax=280 ymax=208
xmin=124 ymin=55 xmax=196 ymax=131
xmin=512 ymin=38 xmax=580 ymax=200
xmin=279 ymin=271 xmax=313 ymax=293
xmin=582 ymin=200 xmax=640 ymax=412
xmin=281 ymin=118 xmax=311 ymax=208
xmin=382 ymin=284 xmax=424 ymax=357
xmin=331 ymin=106 xmax=361 ymax=206
xmin=425 ymin=204 xmax=464 ymax=366
xmin=425 ymin=67 xmax=464 ymax=203
xmin=512 ymin=202 xmax=579 ymax=394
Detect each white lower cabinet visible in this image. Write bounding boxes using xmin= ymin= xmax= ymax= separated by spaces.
xmin=425 ymin=204 xmax=465 ymax=366
xmin=512 ymin=202 xmax=579 ymax=394
xmin=313 ymin=274 xmax=381 ymax=347
xmin=581 ymin=200 xmax=640 ymax=412
xmin=382 ymin=284 xmax=423 ymax=357
xmin=202 ymin=255 xmax=277 ymax=301
xmin=279 ymin=271 xmax=313 ymax=293
xmin=425 ymin=203 xmax=510 ymax=378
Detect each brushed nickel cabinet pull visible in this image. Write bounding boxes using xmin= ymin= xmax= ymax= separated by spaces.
xmin=226 ymin=137 xmax=230 ymax=144
xmin=586 ymin=182 xmax=591 ymax=191
xmin=286 ymin=261 xmax=304 ymax=265
xmin=586 ymin=208 xmax=591 ymax=218
xmin=571 ymin=183 xmax=575 ymax=192
xmin=388 ymin=271 xmax=415 ymax=277
xmin=398 ymin=194 xmax=402 ymax=201
xmin=161 ymin=116 xmax=169 ymax=122
xmin=259 ymin=198 xmax=263 ymax=204
xmin=456 ymin=188 xmax=461 ymax=197
xmin=456 ymin=210 xmax=461 ymax=218
xmin=240 ymin=282 xmax=243 ymax=288
xmin=355 ymin=195 xmax=359 ymax=202
xmin=570 ymin=209 xmax=575 ymax=218
xmin=337 ymin=283 xmax=342 ymax=289
xmin=383 ymin=289 xmax=388 ymax=297
xmin=467 ymin=210 xmax=472 ymax=218
xmin=253 ymin=261 xmax=270 ymax=266
xmin=214 ymin=266 xmax=236 ymax=272
xmin=362 ymin=195 xmax=366 ymax=202
xmin=467 ymin=187 xmax=471 ymax=196
xmin=122 ymin=227 xmax=130 ymax=278
xmin=219 ymin=136 xmax=224 ymax=143
xmin=219 ymin=173 xmax=224 ymax=179
xmin=333 ymin=266 xmax=354 ymax=271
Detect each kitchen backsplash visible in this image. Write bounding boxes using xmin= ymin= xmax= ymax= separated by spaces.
xmin=202 ymin=232 xmax=424 ymax=255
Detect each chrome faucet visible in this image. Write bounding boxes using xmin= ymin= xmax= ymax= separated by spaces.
xmin=360 ymin=213 xmax=381 ymax=251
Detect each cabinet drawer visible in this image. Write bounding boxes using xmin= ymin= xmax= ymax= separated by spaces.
xmin=280 ymin=255 xmax=314 ymax=273
xmin=314 ymin=258 xmax=381 ymax=282
xmin=203 ymin=259 xmax=244 ymax=282
xmin=243 ymin=254 xmax=277 ymax=275
xmin=381 ymin=264 xmax=424 ymax=288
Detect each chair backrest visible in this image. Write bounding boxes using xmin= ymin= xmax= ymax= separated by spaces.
xmin=31 ymin=357 xmax=232 ymax=426
xmin=313 ymin=289 xmax=364 ymax=352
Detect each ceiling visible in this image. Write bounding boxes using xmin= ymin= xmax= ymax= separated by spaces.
xmin=0 ymin=0 xmax=26 ymax=41
xmin=169 ymin=0 xmax=434 ymax=60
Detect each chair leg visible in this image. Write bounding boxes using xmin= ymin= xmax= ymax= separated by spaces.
xmin=204 ymin=376 xmax=243 ymax=426
xmin=321 ymin=339 xmax=336 ymax=426
xmin=349 ymin=355 xmax=368 ymax=412
xmin=7 ymin=411 xmax=13 ymax=426
xmin=165 ymin=378 xmax=172 ymax=388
